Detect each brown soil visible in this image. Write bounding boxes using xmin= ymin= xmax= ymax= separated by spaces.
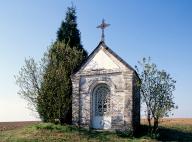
xmin=0 ymin=121 xmax=40 ymax=131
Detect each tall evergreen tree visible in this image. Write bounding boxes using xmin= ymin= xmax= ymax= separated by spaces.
xmin=37 ymin=6 xmax=88 ymax=124
xmin=57 ymin=6 xmax=87 ymax=59
xmin=16 ymin=6 xmax=87 ymax=124
xmin=38 ymin=41 xmax=85 ymax=123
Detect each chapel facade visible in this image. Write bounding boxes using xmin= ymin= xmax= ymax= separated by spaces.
xmin=71 ymin=41 xmax=140 ymax=131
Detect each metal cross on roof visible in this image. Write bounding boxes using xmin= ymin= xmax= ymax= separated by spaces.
xmin=97 ymin=19 xmax=110 ymax=42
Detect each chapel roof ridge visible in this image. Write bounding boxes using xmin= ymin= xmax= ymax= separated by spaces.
xmin=71 ymin=40 xmax=140 ymax=81
xmin=98 ymin=41 xmax=140 ymax=79
xmin=97 ymin=41 xmax=135 ymax=70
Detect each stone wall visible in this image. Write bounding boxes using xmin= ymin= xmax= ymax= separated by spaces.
xmin=72 ymin=75 xmax=80 ymax=125
xmin=72 ymin=69 xmax=140 ymax=131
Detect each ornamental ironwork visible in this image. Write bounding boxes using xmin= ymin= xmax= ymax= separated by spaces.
xmin=94 ymin=84 xmax=110 ymax=116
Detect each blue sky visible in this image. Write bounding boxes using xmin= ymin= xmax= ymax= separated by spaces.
xmin=0 ymin=0 xmax=192 ymax=121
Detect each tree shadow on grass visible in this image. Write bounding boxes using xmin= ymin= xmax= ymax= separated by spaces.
xmin=157 ymin=126 xmax=192 ymax=141
xmin=134 ymin=124 xmax=192 ymax=141
xmin=37 ymin=123 xmax=192 ymax=141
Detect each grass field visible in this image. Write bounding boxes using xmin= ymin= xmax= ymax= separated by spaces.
xmin=0 ymin=119 xmax=192 ymax=142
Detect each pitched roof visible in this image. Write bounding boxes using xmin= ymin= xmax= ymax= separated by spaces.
xmin=72 ymin=41 xmax=139 ymax=77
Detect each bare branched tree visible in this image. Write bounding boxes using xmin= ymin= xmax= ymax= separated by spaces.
xmin=135 ymin=57 xmax=177 ymax=132
xmin=15 ymin=54 xmax=48 ymax=112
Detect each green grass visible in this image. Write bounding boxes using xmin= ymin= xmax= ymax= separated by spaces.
xmin=0 ymin=123 xmax=192 ymax=142
xmin=0 ymin=123 xmax=152 ymax=142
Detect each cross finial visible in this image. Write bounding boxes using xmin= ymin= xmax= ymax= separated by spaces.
xmin=97 ymin=19 xmax=110 ymax=42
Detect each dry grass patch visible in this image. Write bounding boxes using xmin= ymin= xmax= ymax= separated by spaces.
xmin=141 ymin=118 xmax=192 ymax=126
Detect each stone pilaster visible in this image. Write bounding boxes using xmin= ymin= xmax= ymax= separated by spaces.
xmin=72 ymin=75 xmax=80 ymax=125
xmin=132 ymin=73 xmax=141 ymax=131
xmin=122 ymin=71 xmax=133 ymax=130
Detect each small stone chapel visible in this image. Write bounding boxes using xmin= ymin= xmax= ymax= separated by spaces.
xmin=71 ymin=20 xmax=140 ymax=131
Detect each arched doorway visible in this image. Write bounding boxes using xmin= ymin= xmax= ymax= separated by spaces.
xmin=92 ymin=83 xmax=111 ymax=129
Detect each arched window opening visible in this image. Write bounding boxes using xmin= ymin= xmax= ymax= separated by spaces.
xmin=93 ymin=84 xmax=110 ymax=116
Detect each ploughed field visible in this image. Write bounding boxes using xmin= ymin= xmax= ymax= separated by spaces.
xmin=0 ymin=121 xmax=40 ymax=131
